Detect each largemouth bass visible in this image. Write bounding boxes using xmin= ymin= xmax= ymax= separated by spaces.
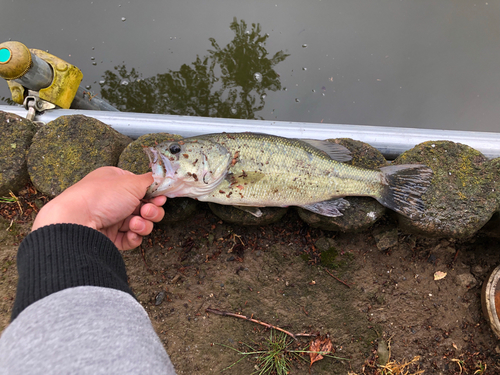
xmin=145 ymin=133 xmax=433 ymax=219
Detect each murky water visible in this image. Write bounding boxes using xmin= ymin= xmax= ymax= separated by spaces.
xmin=1 ymin=0 xmax=499 ymax=132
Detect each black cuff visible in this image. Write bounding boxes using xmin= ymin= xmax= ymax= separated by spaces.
xmin=11 ymin=224 xmax=135 ymax=321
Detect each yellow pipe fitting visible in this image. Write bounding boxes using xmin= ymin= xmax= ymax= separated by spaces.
xmin=6 ymin=81 xmax=25 ymax=104
xmin=30 ymin=49 xmax=83 ymax=109
xmin=0 ymin=41 xmax=83 ymax=109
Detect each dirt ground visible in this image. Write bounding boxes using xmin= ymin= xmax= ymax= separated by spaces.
xmin=1 ymin=192 xmax=500 ymax=374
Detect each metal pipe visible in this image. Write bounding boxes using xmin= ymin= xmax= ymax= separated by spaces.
xmin=70 ymin=87 xmax=120 ymax=112
xmin=12 ymin=53 xmax=53 ymax=90
xmin=1 ymin=105 xmax=499 ymax=159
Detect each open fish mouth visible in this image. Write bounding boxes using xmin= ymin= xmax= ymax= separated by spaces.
xmin=144 ymin=147 xmax=178 ymax=198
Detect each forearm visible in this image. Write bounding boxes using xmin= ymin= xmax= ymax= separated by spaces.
xmin=3 ymin=224 xmax=176 ymax=374
xmin=12 ymin=223 xmax=135 ymax=321
xmin=1 ymin=287 xmax=176 ymax=374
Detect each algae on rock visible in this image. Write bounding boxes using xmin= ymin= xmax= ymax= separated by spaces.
xmin=0 ymin=111 xmax=37 ymax=196
xmin=395 ymin=141 xmax=497 ymax=238
xmin=118 ymin=132 xmax=183 ymax=174
xmin=28 ymin=115 xmax=132 ymax=197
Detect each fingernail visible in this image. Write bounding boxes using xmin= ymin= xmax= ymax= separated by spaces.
xmin=134 ymin=221 xmax=146 ymax=232
xmin=145 ymin=205 xmax=157 ymax=218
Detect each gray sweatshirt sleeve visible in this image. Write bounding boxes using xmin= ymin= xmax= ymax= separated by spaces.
xmin=0 ymin=224 xmax=176 ymax=374
xmin=0 ymin=286 xmax=176 ymax=375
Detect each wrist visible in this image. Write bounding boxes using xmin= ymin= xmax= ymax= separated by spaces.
xmin=32 ymin=198 xmax=96 ymax=232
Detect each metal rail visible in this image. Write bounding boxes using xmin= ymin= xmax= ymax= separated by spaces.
xmin=1 ymin=105 xmax=499 ymax=159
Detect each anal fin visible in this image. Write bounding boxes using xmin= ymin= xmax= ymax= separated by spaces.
xmin=300 ymin=198 xmax=350 ymax=217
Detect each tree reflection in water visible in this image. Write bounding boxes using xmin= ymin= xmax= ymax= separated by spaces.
xmin=100 ymin=18 xmax=289 ymax=119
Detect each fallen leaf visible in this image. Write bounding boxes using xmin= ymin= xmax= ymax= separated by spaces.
xmin=434 ymin=271 xmax=447 ymax=281
xmin=309 ymin=336 xmax=333 ymax=367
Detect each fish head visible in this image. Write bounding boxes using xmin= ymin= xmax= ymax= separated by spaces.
xmin=144 ymin=138 xmax=231 ymax=198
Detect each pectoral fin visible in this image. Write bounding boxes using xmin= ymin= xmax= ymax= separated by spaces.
xmin=300 ymin=198 xmax=350 ymax=217
xmin=226 ymin=171 xmax=266 ymax=186
xmin=234 ymin=206 xmax=263 ymax=217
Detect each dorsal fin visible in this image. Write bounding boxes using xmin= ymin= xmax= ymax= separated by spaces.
xmin=300 ymin=139 xmax=352 ymax=162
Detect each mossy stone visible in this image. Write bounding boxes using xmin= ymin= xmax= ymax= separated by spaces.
xmin=159 ymin=197 xmax=199 ymax=224
xmin=208 ymin=203 xmax=288 ymax=226
xmin=0 ymin=111 xmax=37 ymax=196
xmin=485 ymin=157 xmax=500 ymax=209
xmin=477 ymin=158 xmax=500 ymax=238
xmin=28 ymin=115 xmax=132 ymax=197
xmin=118 ymin=133 xmax=198 ymax=223
xmin=297 ymin=138 xmax=387 ymax=232
xmin=117 ymin=133 xmax=182 ymax=174
xmin=394 ymin=141 xmax=497 ymax=238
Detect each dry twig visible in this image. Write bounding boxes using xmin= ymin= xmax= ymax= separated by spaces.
xmin=205 ymin=307 xmax=316 ymax=340
xmin=324 ymin=268 xmax=351 ymax=288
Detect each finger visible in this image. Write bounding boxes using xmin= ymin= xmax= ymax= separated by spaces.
xmin=129 ymin=216 xmax=154 ymax=236
xmin=115 ymin=231 xmax=143 ymax=251
xmin=118 ymin=215 xmax=133 ymax=233
xmin=149 ymin=196 xmax=167 ymax=206
xmin=140 ymin=203 xmax=165 ymax=222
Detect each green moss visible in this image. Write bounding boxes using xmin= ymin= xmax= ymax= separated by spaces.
xmin=300 ymin=253 xmax=310 ymax=262
xmin=319 ymin=246 xmax=339 ymax=268
xmin=320 ymin=246 xmax=354 ymax=269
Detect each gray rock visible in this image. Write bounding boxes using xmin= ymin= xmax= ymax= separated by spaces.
xmin=394 ymin=141 xmax=497 ymax=238
xmin=118 ymin=133 xmax=198 ymax=223
xmin=158 ymin=197 xmax=198 ymax=224
xmin=455 ymin=272 xmax=478 ymax=289
xmin=377 ymin=339 xmax=390 ymax=365
xmin=314 ymin=237 xmax=338 ymax=252
xmin=28 ymin=115 xmax=132 ymax=197
xmin=471 ymin=264 xmax=486 ymax=278
xmin=298 ymin=138 xmax=387 ymax=232
xmin=373 ymin=228 xmax=399 ymax=251
xmin=0 ymin=111 xmax=37 ymax=196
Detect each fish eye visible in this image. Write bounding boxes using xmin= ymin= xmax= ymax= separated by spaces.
xmin=169 ymin=143 xmax=181 ymax=154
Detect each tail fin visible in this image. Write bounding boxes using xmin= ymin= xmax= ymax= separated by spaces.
xmin=376 ymin=164 xmax=433 ymax=219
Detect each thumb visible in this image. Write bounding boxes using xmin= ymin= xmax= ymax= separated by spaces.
xmin=123 ymin=172 xmax=154 ymax=199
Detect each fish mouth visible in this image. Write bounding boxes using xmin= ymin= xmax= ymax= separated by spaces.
xmin=144 ymin=147 xmax=178 ymax=198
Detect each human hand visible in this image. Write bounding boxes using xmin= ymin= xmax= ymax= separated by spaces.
xmin=32 ymin=167 xmax=167 ymax=250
